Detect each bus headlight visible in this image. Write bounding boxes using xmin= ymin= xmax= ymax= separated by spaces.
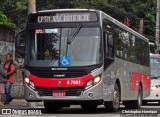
xmin=93 ymin=76 xmax=101 ymax=84
xmin=85 ymin=80 xmax=93 ymax=89
xmin=24 ymin=69 xmax=31 ymax=84
xmin=151 ymin=86 xmax=156 ymax=90
xmin=151 ymin=85 xmax=160 ymax=91
xmin=85 ymin=75 xmax=101 ymax=90
xmin=23 ymin=70 xmax=35 ymax=89
xmin=29 ymin=81 xmax=35 ymax=90
xmin=24 ymin=77 xmax=30 ymax=84
xmin=24 ymin=77 xmax=35 ymax=90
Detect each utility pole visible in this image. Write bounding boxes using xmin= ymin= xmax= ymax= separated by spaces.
xmin=28 ymin=0 xmax=36 ymax=15
xmin=27 ymin=0 xmax=37 ymax=108
xmin=139 ymin=19 xmax=144 ymax=35
xmin=155 ymin=0 xmax=160 ymax=54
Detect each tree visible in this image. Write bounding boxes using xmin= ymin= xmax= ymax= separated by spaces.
xmin=0 ymin=0 xmax=156 ymax=42
xmin=0 ymin=11 xmax=15 ymax=27
xmin=0 ymin=0 xmax=27 ymax=30
xmin=36 ymin=0 xmax=156 ymax=42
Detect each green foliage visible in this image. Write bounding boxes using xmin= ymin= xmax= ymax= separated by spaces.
xmin=16 ymin=1 xmax=27 ymax=11
xmin=37 ymin=0 xmax=156 ymax=41
xmin=0 ymin=12 xmax=15 ymax=27
xmin=0 ymin=0 xmax=27 ymax=29
xmin=71 ymin=0 xmax=108 ymax=9
xmin=0 ymin=0 xmax=156 ymax=41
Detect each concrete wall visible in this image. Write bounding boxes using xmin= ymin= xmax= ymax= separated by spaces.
xmin=0 ymin=26 xmax=24 ymax=99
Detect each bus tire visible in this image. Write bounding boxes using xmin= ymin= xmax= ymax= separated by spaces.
xmin=43 ymin=101 xmax=59 ymax=112
xmin=142 ymin=100 xmax=148 ymax=105
xmin=124 ymin=86 xmax=142 ymax=109
xmin=104 ymin=83 xmax=120 ymax=112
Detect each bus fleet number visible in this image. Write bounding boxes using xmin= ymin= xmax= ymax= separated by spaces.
xmin=67 ymin=80 xmax=81 ymax=85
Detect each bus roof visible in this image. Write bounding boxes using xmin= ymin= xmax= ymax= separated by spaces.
xmin=100 ymin=11 xmax=149 ymax=42
xmin=38 ymin=9 xmax=97 ymax=13
xmin=34 ymin=9 xmax=148 ymax=42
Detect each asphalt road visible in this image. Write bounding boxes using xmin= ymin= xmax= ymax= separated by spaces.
xmin=1 ymin=102 xmax=160 ymax=117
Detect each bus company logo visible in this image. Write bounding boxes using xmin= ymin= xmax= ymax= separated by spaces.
xmin=51 ymin=68 xmax=67 ymax=70
xmin=2 ymin=109 xmax=12 ymax=114
xmin=54 ymin=74 xmax=65 ymax=77
xmin=58 ymin=81 xmax=62 ymax=86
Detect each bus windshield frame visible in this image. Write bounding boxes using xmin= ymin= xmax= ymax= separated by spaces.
xmin=26 ymin=26 xmax=102 ymax=67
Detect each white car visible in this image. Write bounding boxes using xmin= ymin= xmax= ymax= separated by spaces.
xmin=143 ymin=53 xmax=160 ymax=104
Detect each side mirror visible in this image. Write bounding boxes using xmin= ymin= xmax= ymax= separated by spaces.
xmin=15 ymin=29 xmax=25 ymax=57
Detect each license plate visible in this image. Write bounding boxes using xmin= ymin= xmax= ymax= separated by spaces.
xmin=52 ymin=92 xmax=66 ymax=96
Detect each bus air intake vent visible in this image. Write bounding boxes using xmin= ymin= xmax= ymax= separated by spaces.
xmin=32 ymin=70 xmax=88 ymax=78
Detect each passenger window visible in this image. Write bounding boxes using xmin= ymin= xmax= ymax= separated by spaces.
xmin=104 ymin=30 xmax=114 ymax=58
xmin=108 ymin=34 xmax=114 ymax=58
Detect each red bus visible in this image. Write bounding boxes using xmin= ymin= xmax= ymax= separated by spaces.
xmin=16 ymin=9 xmax=150 ymax=112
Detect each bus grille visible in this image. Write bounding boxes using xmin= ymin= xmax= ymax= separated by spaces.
xmin=36 ymin=87 xmax=84 ymax=96
xmin=32 ymin=70 xmax=88 ymax=78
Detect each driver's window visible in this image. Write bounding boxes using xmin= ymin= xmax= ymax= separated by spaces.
xmin=104 ymin=31 xmax=108 ymax=56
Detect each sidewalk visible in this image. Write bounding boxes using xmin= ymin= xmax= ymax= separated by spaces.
xmin=0 ymin=99 xmax=44 ymax=109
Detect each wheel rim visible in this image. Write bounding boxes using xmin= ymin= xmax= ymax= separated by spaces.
xmin=113 ymin=90 xmax=120 ymax=108
xmin=138 ymin=88 xmax=142 ymax=106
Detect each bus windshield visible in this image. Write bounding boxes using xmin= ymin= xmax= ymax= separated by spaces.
xmin=27 ymin=27 xmax=102 ymax=67
xmin=150 ymin=57 xmax=160 ymax=78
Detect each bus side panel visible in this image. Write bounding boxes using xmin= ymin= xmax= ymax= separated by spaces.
xmin=103 ymin=58 xmax=150 ymax=102
xmin=103 ymin=58 xmax=128 ymax=102
xmin=131 ymin=72 xmax=150 ymax=91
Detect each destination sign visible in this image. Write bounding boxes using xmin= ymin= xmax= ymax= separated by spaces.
xmin=37 ymin=13 xmax=91 ymax=23
xmin=29 ymin=12 xmax=98 ymax=23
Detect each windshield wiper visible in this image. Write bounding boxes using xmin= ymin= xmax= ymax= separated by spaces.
xmin=67 ymin=24 xmax=82 ymax=44
xmin=49 ymin=59 xmax=58 ymax=66
xmin=65 ymin=24 xmax=82 ymax=55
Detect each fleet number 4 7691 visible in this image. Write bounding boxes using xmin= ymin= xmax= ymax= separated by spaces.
xmin=67 ymin=80 xmax=81 ymax=85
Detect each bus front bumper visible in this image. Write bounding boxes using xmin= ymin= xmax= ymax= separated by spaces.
xmin=24 ymin=81 xmax=103 ymax=102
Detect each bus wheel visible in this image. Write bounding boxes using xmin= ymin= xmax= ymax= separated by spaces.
xmin=124 ymin=86 xmax=142 ymax=109
xmin=44 ymin=101 xmax=59 ymax=112
xmin=104 ymin=83 xmax=120 ymax=112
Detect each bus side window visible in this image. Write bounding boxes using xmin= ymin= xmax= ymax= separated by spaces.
xmin=108 ymin=34 xmax=114 ymax=58
xmin=104 ymin=31 xmax=114 ymax=69
xmin=104 ymin=31 xmax=114 ymax=58
xmin=104 ymin=31 xmax=108 ymax=56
